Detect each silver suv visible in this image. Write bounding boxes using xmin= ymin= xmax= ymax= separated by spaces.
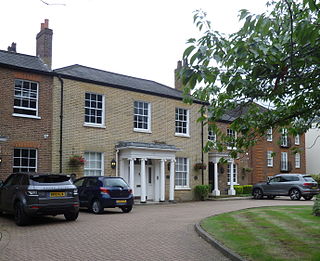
xmin=0 ymin=173 xmax=79 ymax=226
xmin=252 ymin=174 xmax=319 ymax=200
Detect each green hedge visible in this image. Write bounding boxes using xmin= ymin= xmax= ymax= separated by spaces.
xmin=234 ymin=185 xmax=243 ymax=194
xmin=311 ymin=174 xmax=320 ymax=184
xmin=194 ymin=185 xmax=210 ymax=200
xmin=233 ymin=185 xmax=253 ymax=195
xmin=313 ymin=194 xmax=320 ymax=216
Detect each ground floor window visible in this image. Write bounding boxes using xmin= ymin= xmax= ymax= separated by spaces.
xmin=175 ymin=157 xmax=189 ymax=188
xmin=84 ymin=152 xmax=103 ymax=176
xmin=227 ymin=163 xmax=237 ymax=184
xmin=13 ymin=148 xmax=37 ymax=172
xmin=295 ymin=153 xmax=301 ymax=168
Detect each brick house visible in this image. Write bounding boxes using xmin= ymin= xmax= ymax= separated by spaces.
xmin=0 ymin=20 xmax=53 ymax=180
xmin=207 ymin=109 xmax=306 ymax=195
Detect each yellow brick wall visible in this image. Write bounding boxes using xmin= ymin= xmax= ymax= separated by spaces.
xmin=52 ymin=77 xmax=208 ymax=201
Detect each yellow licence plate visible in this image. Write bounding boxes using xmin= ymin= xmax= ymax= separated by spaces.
xmin=50 ymin=192 xmax=65 ymax=197
xmin=116 ymin=200 xmax=127 ymax=204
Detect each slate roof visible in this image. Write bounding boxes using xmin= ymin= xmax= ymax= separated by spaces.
xmin=0 ymin=50 xmax=51 ymax=73
xmin=55 ymin=64 xmax=203 ymax=103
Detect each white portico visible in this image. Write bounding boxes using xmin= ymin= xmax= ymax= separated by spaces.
xmin=116 ymin=142 xmax=179 ymax=203
xmin=209 ymin=152 xmax=236 ymax=196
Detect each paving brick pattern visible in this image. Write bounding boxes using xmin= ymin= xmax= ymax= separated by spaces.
xmin=0 ymin=199 xmax=313 ymax=261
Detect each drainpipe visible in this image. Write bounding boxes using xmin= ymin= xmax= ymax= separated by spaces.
xmin=115 ymin=148 xmax=119 ymax=177
xmin=201 ymin=120 xmax=204 ymax=185
xmin=57 ymin=75 xmax=64 ymax=173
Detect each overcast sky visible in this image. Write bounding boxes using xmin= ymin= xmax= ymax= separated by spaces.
xmin=0 ymin=0 xmax=267 ymax=87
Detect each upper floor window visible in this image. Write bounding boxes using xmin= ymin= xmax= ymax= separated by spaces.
xmin=267 ymin=151 xmax=273 ymax=167
xmin=134 ymin=101 xmax=151 ymax=132
xmin=84 ymin=152 xmax=104 ymax=176
xmin=226 ymin=128 xmax=236 ymax=149
xmin=84 ymin=93 xmax=104 ymax=127
xmin=13 ymin=148 xmax=37 ymax=173
xmin=175 ymin=157 xmax=189 ymax=188
xmin=227 ymin=163 xmax=237 ymax=184
xmin=295 ymin=153 xmax=301 ymax=168
xmin=281 ymin=128 xmax=288 ymax=147
xmin=295 ymin=135 xmax=300 ymax=145
xmin=208 ymin=129 xmax=216 ymax=142
xmin=266 ymin=128 xmax=273 ymax=141
xmin=13 ymin=79 xmax=39 ymax=117
xmin=175 ymin=108 xmax=189 ymax=136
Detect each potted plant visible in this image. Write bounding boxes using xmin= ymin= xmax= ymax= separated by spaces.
xmin=69 ymin=155 xmax=85 ymax=167
xmin=194 ymin=162 xmax=207 ymax=171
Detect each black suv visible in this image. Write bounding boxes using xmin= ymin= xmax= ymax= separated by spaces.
xmin=0 ymin=173 xmax=79 ymax=226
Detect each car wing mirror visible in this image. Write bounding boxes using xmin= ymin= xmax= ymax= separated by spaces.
xmin=0 ymin=180 xmax=3 ymax=187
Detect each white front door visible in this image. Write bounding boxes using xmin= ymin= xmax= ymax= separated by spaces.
xmin=147 ymin=166 xmax=154 ymax=200
xmin=134 ymin=165 xmax=141 ymax=197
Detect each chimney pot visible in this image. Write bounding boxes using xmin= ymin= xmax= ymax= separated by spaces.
xmin=7 ymin=42 xmax=17 ymax=53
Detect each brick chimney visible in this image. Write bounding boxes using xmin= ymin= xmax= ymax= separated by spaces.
xmin=174 ymin=60 xmax=183 ymax=91
xmin=36 ymin=19 xmax=53 ymax=69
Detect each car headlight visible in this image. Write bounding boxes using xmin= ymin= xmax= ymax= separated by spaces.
xmin=73 ymin=189 xmax=78 ymax=195
xmin=27 ymin=190 xmax=38 ymax=195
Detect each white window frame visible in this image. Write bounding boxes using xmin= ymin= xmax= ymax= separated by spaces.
xmin=175 ymin=108 xmax=190 ymax=137
xmin=175 ymin=158 xmax=190 ymax=189
xmin=84 ymin=92 xmax=105 ymax=128
xmin=295 ymin=153 xmax=301 ymax=168
xmin=267 ymin=151 xmax=273 ymax=167
xmin=226 ymin=128 xmax=237 ymax=150
xmin=267 ymin=128 xmax=273 ymax=141
xmin=281 ymin=128 xmax=288 ymax=147
xmin=13 ymin=79 xmax=40 ymax=119
xmin=295 ymin=135 xmax=300 ymax=145
xmin=84 ymin=152 xmax=104 ymax=176
xmin=281 ymin=152 xmax=288 ymax=171
xmin=13 ymin=148 xmax=37 ymax=172
xmin=227 ymin=163 xmax=238 ymax=185
xmin=133 ymin=101 xmax=151 ymax=133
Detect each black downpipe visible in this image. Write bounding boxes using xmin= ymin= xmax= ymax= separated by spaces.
xmin=58 ymin=75 xmax=64 ymax=173
xmin=201 ymin=119 xmax=204 ymax=185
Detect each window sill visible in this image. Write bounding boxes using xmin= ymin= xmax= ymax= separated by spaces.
xmin=175 ymin=133 xmax=190 ymax=138
xmin=12 ymin=113 xmax=41 ymax=120
xmin=174 ymin=187 xmax=191 ymax=191
xmin=83 ymin=123 xmax=106 ymax=129
xmin=134 ymin=128 xmax=152 ymax=134
xmin=267 ymin=165 xmax=273 ymax=168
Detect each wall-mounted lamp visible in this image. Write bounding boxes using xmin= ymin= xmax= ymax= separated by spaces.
xmin=0 ymin=157 xmax=2 ymax=165
xmin=111 ymin=159 xmax=116 ymax=169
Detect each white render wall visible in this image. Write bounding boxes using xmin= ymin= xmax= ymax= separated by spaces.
xmin=306 ymin=127 xmax=320 ymax=174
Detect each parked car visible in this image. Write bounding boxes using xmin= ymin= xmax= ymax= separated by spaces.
xmin=252 ymin=173 xmax=319 ymax=200
xmin=73 ymin=176 xmax=133 ymax=214
xmin=0 ymin=173 xmax=79 ymax=226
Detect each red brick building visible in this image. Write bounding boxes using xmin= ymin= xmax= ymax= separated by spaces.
xmin=0 ymin=20 xmax=53 ymax=180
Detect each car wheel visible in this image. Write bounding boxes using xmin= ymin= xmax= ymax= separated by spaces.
xmin=267 ymin=195 xmax=276 ymax=199
xmin=253 ymin=188 xmax=263 ymax=199
xmin=14 ymin=202 xmax=29 ymax=226
xmin=91 ymin=200 xmax=103 ymax=214
xmin=289 ymin=188 xmax=301 ymax=200
xmin=120 ymin=206 xmax=132 ymax=213
xmin=64 ymin=211 xmax=79 ymax=221
xmin=303 ymin=195 xmax=313 ymax=201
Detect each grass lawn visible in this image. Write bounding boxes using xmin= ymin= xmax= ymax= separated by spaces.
xmin=201 ymin=206 xmax=320 ymax=261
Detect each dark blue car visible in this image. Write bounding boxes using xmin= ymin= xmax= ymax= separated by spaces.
xmin=73 ymin=176 xmax=133 ymax=214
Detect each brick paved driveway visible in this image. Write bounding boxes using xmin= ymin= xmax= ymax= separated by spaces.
xmin=0 ymin=199 xmax=313 ymax=261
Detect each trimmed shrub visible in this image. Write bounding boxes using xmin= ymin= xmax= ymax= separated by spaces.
xmin=234 ymin=185 xmax=243 ymax=195
xmin=312 ymin=194 xmax=320 ymax=216
xmin=311 ymin=174 xmax=320 ymax=184
xmin=194 ymin=185 xmax=210 ymax=200
xmin=243 ymin=185 xmax=253 ymax=194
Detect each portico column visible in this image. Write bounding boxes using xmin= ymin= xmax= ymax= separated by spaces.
xmin=228 ymin=161 xmax=236 ymax=195
xmin=169 ymin=159 xmax=175 ymax=201
xmin=140 ymin=158 xmax=147 ymax=203
xmin=160 ymin=159 xmax=165 ymax=202
xmin=212 ymin=162 xmax=220 ymax=196
xmin=129 ymin=158 xmax=135 ymax=195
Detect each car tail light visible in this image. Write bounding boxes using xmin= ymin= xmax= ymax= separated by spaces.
xmin=128 ymin=189 xmax=133 ymax=194
xmin=303 ymin=183 xmax=313 ymax=186
xmin=27 ymin=190 xmax=38 ymax=195
xmin=100 ymin=187 xmax=110 ymax=194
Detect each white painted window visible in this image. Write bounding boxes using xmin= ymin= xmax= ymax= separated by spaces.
xmin=134 ymin=101 xmax=151 ymax=132
xmin=227 ymin=128 xmax=236 ymax=149
xmin=227 ymin=163 xmax=237 ymax=184
xmin=281 ymin=128 xmax=288 ymax=147
xmin=175 ymin=108 xmax=189 ymax=136
xmin=13 ymin=79 xmax=39 ymax=117
xmin=84 ymin=92 xmax=105 ymax=126
xmin=84 ymin=152 xmax=104 ymax=176
xmin=295 ymin=135 xmax=300 ymax=145
xmin=175 ymin=158 xmax=189 ymax=188
xmin=267 ymin=151 xmax=273 ymax=167
xmin=295 ymin=153 xmax=301 ymax=168
xmin=266 ymin=128 xmax=273 ymax=141
xmin=208 ymin=129 xmax=216 ymax=142
xmin=281 ymin=152 xmax=288 ymax=171
xmin=13 ymin=148 xmax=37 ymax=172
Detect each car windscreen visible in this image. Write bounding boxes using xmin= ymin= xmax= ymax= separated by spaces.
xmin=303 ymin=176 xmax=316 ymax=182
xmin=30 ymin=175 xmax=72 ymax=185
xmin=103 ymin=178 xmax=128 ymax=188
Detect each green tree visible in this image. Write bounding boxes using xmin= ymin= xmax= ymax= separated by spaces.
xmin=180 ymin=0 xmax=320 ymax=156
